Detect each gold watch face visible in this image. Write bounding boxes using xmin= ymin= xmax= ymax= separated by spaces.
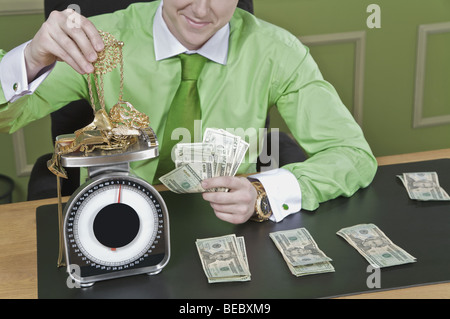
xmin=260 ymin=196 xmax=272 ymax=216
xmin=256 ymin=194 xmax=272 ymax=219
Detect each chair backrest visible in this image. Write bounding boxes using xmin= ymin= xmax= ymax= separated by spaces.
xmin=44 ymin=0 xmax=253 ymax=19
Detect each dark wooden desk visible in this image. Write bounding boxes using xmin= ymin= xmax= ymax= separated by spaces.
xmin=1 ymin=149 xmax=449 ymax=299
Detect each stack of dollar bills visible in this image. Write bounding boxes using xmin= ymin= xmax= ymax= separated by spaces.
xmin=337 ymin=223 xmax=417 ymax=268
xmin=397 ymin=172 xmax=450 ymax=201
xmin=195 ymin=234 xmax=251 ymax=283
xmin=270 ymin=228 xmax=335 ymax=277
xmin=160 ymin=128 xmax=249 ymax=193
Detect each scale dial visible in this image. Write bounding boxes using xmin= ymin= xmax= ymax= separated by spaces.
xmin=64 ymin=173 xmax=170 ymax=287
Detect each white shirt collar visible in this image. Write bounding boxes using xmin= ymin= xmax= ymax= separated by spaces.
xmin=153 ymin=0 xmax=229 ymax=65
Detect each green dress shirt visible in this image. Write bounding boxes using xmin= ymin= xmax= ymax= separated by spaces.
xmin=0 ymin=1 xmax=377 ymax=211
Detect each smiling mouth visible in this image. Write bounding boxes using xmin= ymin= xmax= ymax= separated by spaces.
xmin=184 ymin=15 xmax=210 ymax=28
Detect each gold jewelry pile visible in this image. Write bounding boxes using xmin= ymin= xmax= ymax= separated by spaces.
xmin=48 ymin=31 xmax=151 ymax=179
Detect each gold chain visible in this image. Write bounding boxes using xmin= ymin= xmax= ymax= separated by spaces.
xmin=87 ymin=30 xmax=124 ymax=112
xmin=86 ymin=30 xmax=148 ymax=128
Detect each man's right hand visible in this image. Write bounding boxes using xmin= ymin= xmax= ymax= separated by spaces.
xmin=24 ymin=8 xmax=104 ymax=81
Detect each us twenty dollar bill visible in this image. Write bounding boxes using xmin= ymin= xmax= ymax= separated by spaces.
xmin=270 ymin=228 xmax=335 ymax=276
xmin=397 ymin=172 xmax=450 ymax=201
xmin=337 ymin=224 xmax=416 ymax=268
xmin=160 ymin=128 xmax=249 ymax=193
xmin=196 ymin=234 xmax=251 ymax=283
xmin=159 ymin=162 xmax=208 ymax=193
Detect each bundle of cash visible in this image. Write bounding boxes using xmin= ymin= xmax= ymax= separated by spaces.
xmin=397 ymin=172 xmax=450 ymax=201
xmin=270 ymin=228 xmax=335 ymax=277
xmin=195 ymin=234 xmax=251 ymax=283
xmin=337 ymin=223 xmax=417 ymax=268
xmin=160 ymin=128 xmax=249 ymax=193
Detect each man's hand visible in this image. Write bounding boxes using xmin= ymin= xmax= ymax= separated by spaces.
xmin=201 ymin=176 xmax=257 ymax=224
xmin=24 ymin=8 xmax=104 ymax=81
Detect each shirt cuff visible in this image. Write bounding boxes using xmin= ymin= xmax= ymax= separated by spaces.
xmin=0 ymin=40 xmax=54 ymax=103
xmin=249 ymin=168 xmax=302 ymax=222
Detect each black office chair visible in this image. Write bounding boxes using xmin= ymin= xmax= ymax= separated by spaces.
xmin=44 ymin=0 xmax=253 ymax=21
xmin=27 ymin=0 xmax=305 ymax=200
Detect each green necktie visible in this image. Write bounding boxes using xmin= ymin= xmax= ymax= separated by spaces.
xmin=154 ymin=53 xmax=208 ymax=183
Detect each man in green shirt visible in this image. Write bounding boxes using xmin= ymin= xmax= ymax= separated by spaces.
xmin=0 ymin=0 xmax=377 ymax=224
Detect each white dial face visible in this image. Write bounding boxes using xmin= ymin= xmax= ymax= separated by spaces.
xmin=68 ymin=178 xmax=162 ymax=267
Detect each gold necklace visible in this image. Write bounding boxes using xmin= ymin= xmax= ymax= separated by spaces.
xmin=87 ymin=30 xmax=149 ymax=131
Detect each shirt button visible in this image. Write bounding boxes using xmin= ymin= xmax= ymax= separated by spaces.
xmin=13 ymin=83 xmax=18 ymax=91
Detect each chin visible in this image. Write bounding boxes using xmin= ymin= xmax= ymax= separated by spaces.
xmin=183 ymin=33 xmax=213 ymax=50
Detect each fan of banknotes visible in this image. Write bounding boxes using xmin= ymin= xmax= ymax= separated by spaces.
xmin=159 ymin=128 xmax=249 ymax=193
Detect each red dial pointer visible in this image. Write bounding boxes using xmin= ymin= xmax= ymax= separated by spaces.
xmin=117 ymin=184 xmax=122 ymax=203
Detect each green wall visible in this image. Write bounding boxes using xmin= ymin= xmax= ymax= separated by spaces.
xmin=1 ymin=0 xmax=449 ymax=203
xmin=256 ymin=0 xmax=450 ymax=157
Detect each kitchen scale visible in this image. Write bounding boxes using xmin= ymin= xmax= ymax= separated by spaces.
xmin=57 ymin=128 xmax=170 ymax=288
xmin=44 ymin=30 xmax=170 ymax=288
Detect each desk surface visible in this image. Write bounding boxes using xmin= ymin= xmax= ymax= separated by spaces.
xmin=1 ymin=149 xmax=450 ymax=299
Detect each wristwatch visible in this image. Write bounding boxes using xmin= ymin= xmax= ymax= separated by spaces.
xmin=248 ymin=178 xmax=273 ymax=222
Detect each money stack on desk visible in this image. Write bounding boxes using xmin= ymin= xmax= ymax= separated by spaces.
xmin=196 ymin=234 xmax=251 ymax=283
xmin=270 ymin=228 xmax=335 ymax=276
xmin=160 ymin=128 xmax=249 ymax=193
xmin=397 ymin=172 xmax=450 ymax=201
xmin=337 ymin=224 xmax=417 ymax=268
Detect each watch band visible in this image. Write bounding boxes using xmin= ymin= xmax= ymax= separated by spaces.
xmin=248 ymin=178 xmax=273 ymax=222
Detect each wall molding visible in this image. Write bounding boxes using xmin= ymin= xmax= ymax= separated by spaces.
xmin=299 ymin=31 xmax=366 ymax=126
xmin=12 ymin=129 xmax=33 ymax=177
xmin=413 ymin=21 xmax=450 ymax=128
xmin=0 ymin=0 xmax=44 ymax=16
